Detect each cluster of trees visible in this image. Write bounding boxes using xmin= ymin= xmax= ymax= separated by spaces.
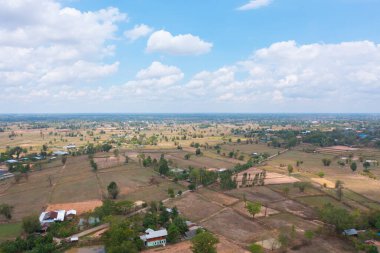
xmin=319 ymin=203 xmax=380 ymax=252
xmin=188 ymin=168 xmax=218 ymax=188
xmin=0 ymin=215 xmax=61 ymax=253
xmin=103 ymin=217 xmax=144 ymax=253
xmin=143 ymin=202 xmax=188 ymax=244
xmin=89 ymin=156 xmax=98 ymax=172
xmin=0 ymin=204 xmax=13 ymax=220
xmin=107 ymin=181 xmax=120 ymax=199
xmin=0 ymin=146 xmax=27 ymax=162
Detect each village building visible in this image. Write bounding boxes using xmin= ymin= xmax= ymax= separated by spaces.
xmin=140 ymin=228 xmax=168 ymax=247
xmin=53 ymin=150 xmax=69 ymax=156
xmin=39 ymin=210 xmax=66 ymax=224
xmin=39 ymin=209 xmax=76 ymax=225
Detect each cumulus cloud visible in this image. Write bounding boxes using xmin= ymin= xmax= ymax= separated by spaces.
xmin=0 ymin=0 xmax=126 ymax=89
xmin=237 ymin=0 xmax=272 ymax=11
xmin=146 ymin=30 xmax=213 ymax=55
xmin=2 ymin=36 xmax=380 ymax=112
xmin=124 ymin=24 xmax=153 ymax=41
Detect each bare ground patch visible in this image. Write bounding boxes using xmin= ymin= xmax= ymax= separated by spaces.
xmin=200 ymin=208 xmax=269 ymax=243
xmin=267 ymin=199 xmax=317 ymax=219
xmin=46 ymin=200 xmax=103 ymax=215
xmin=166 ymin=193 xmax=223 ymax=222
xmin=198 ymin=188 xmax=240 ymax=206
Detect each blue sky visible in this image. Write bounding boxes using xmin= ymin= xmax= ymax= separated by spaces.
xmin=0 ymin=0 xmax=380 ymax=113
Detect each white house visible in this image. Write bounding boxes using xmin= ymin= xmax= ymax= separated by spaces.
xmin=140 ymin=228 xmax=168 ymax=247
xmin=39 ymin=210 xmax=66 ymax=224
xmin=39 ymin=209 xmax=76 ymax=224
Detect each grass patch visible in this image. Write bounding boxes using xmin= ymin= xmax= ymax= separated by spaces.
xmin=0 ymin=223 xmax=22 ymax=242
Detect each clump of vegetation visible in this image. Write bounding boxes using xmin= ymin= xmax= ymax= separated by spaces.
xmin=191 ymin=230 xmax=219 ymax=253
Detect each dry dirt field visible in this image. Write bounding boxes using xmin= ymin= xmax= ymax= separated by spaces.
xmin=200 ymin=208 xmax=270 ymax=243
xmin=232 ymin=201 xmax=279 ymax=218
xmin=197 ymin=188 xmax=240 ymax=206
xmin=166 ymin=193 xmax=224 ymax=222
xmin=46 ymin=200 xmax=103 ymax=215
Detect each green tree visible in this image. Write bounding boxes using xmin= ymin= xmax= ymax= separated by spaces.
xmin=322 ymin=158 xmax=331 ymax=166
xmin=287 ymin=164 xmax=294 ymax=175
xmin=168 ymin=188 xmax=175 ymax=198
xmin=195 ymin=148 xmax=201 ymax=156
xmin=191 ymin=231 xmax=219 ymax=253
xmin=167 ymin=223 xmax=180 ymax=243
xmin=319 ymin=203 xmax=354 ymax=232
xmin=0 ymin=204 xmax=13 ymax=220
xmin=158 ymin=155 xmax=170 ymax=175
xmin=107 ymin=181 xmax=119 ymax=199
xmin=103 ymin=218 xmax=143 ymax=253
xmin=350 ymin=162 xmax=357 ymax=172
xmin=22 ymin=215 xmax=41 ymax=234
xmin=363 ymin=161 xmax=371 ymax=170
xmin=278 ymin=231 xmax=290 ymax=251
xmin=246 ymin=201 xmax=262 ymax=219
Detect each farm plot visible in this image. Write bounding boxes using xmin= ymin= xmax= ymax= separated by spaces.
xmin=0 ymin=184 xmax=50 ymax=220
xmin=268 ymin=183 xmax=323 ymax=198
xmin=50 ymin=173 xmax=100 ymax=203
xmin=295 ymin=195 xmax=349 ymax=210
xmin=200 ymin=208 xmax=270 ymax=243
xmin=197 ymin=188 xmax=240 ymax=206
xmin=167 ymin=152 xmax=237 ymax=169
xmin=260 ymin=213 xmax=318 ymax=232
xmin=123 ymin=181 xmax=185 ymax=203
xmin=94 ymin=156 xmax=124 ymax=169
xmin=166 ymin=193 xmax=223 ymax=222
xmin=221 ymin=143 xmax=284 ymax=156
xmin=268 ymin=150 xmax=380 ymax=203
xmin=232 ymin=201 xmax=279 ymax=218
xmin=227 ymin=186 xmax=285 ymax=204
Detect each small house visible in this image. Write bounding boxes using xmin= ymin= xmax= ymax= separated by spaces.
xmin=343 ymin=229 xmax=358 ymax=237
xmin=5 ymin=159 xmax=18 ymax=164
xmin=39 ymin=210 xmax=66 ymax=224
xmin=53 ymin=151 xmax=69 ymax=156
xmin=140 ymin=228 xmax=168 ymax=247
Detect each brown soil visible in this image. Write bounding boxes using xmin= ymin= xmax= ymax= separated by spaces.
xmin=45 ymin=200 xmax=103 ymax=215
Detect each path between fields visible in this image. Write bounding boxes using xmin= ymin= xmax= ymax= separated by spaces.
xmin=66 ymin=223 xmax=109 ymax=240
xmin=47 ymin=163 xmax=66 ymax=203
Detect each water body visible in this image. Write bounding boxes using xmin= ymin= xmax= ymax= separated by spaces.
xmin=65 ymin=245 xmax=105 ymax=253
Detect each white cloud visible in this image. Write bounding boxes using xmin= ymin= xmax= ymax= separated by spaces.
xmin=2 ymin=38 xmax=380 ymax=113
xmin=124 ymin=24 xmax=153 ymax=41
xmin=146 ymin=30 xmax=212 ymax=55
xmin=0 ymin=0 xmax=126 ymax=89
xmin=237 ymin=0 xmax=272 ymax=11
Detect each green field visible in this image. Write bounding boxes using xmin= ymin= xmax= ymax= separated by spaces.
xmin=0 ymin=223 xmax=22 ymax=242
